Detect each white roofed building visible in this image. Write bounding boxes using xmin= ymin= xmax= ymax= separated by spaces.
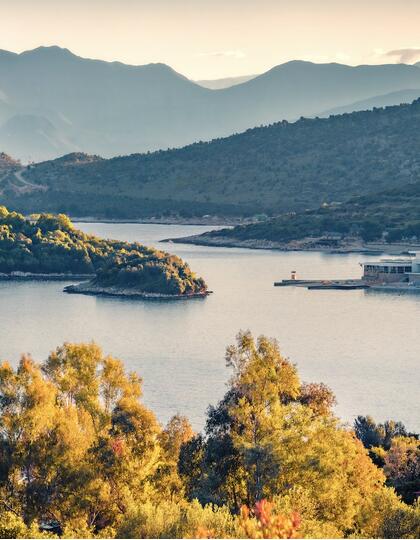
xmin=362 ymin=258 xmax=413 ymax=283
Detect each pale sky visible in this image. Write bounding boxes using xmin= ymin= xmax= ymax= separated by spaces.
xmin=1 ymin=0 xmax=420 ymax=79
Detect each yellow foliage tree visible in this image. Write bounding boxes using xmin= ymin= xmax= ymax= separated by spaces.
xmin=180 ymin=332 xmax=400 ymax=537
xmin=0 ymin=343 xmax=166 ymax=534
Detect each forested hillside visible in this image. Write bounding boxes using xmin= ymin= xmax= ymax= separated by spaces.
xmin=184 ymin=181 xmax=420 ymax=246
xmin=3 ymin=99 xmax=420 ymax=219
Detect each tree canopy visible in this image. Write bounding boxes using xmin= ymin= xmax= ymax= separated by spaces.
xmin=0 ymin=206 xmax=206 ymax=295
xmin=0 ymin=334 xmax=418 ymax=538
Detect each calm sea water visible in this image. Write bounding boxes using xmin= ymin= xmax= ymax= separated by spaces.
xmin=0 ymin=222 xmax=419 ymax=432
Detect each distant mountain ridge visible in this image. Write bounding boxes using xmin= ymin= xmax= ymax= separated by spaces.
xmin=196 ymin=74 xmax=258 ymax=89
xmin=2 ymin=46 xmax=420 ymax=161
xmin=3 ymin=98 xmax=420 ymax=220
xmin=319 ymin=89 xmax=420 ymax=117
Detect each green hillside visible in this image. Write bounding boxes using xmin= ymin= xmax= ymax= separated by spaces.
xmin=191 ymin=181 xmax=420 ymax=245
xmin=3 ymin=99 xmax=420 ymax=218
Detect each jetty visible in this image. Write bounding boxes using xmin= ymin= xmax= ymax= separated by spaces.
xmin=274 ymin=279 xmax=369 ymax=290
xmin=275 ymin=253 xmax=420 ymax=292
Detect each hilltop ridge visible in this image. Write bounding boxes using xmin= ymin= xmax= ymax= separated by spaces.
xmin=2 ymin=98 xmax=420 ymax=219
xmin=2 ymin=46 xmax=420 ymax=161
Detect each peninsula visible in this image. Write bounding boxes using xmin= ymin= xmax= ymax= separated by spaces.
xmin=168 ymin=180 xmax=420 ymax=254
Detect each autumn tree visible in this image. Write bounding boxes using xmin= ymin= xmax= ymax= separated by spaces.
xmin=354 ymin=415 xmax=409 ymax=453
xmin=384 ymin=437 xmax=420 ymax=504
xmin=157 ymin=414 xmax=194 ymax=497
xmin=179 ymin=331 xmax=397 ymax=536
xmin=0 ymin=343 xmax=168 ymax=535
xmin=354 ymin=415 xmax=420 ymax=502
xmin=1 ymin=336 xmax=418 ymax=538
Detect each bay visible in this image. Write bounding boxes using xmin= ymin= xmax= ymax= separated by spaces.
xmin=0 ymin=222 xmax=418 ymax=431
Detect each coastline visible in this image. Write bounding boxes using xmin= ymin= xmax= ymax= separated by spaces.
xmin=164 ymin=234 xmax=376 ymax=253
xmin=72 ymin=216 xmax=240 ymax=227
xmin=63 ymin=282 xmax=212 ymax=300
xmin=166 ymin=234 xmax=420 ymax=255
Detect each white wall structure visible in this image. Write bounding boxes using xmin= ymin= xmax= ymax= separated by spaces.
xmin=362 ymin=258 xmax=413 ymax=283
xmin=408 ymin=253 xmax=420 ymax=285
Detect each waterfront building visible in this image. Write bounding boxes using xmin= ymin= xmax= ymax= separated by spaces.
xmin=362 ymin=253 xmax=420 ymax=285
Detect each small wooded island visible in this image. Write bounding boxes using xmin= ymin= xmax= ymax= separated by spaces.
xmin=0 ymin=206 xmax=208 ymax=299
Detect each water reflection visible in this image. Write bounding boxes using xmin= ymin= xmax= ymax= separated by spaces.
xmin=0 ymin=222 xmax=418 ymax=432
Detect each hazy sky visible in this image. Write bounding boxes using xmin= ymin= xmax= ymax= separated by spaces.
xmin=1 ymin=0 xmax=420 ymax=79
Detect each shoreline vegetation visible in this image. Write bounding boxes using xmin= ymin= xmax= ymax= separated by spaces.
xmin=0 ymin=206 xmax=208 ymax=298
xmin=0 ymin=332 xmax=418 ymax=539
xmin=166 ymin=179 xmax=420 ymax=255
xmin=166 ymin=233 xmax=420 ymax=255
xmin=64 ymin=281 xmax=211 ymax=300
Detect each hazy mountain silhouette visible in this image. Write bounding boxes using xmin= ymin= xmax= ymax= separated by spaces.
xmin=0 ymin=114 xmax=79 ymax=162
xmin=320 ymin=89 xmax=420 ymax=117
xmin=0 ymin=46 xmax=214 ymax=160
xmin=2 ymin=47 xmax=420 ymax=161
xmin=217 ymin=61 xmax=420 ymax=131
xmin=196 ymin=74 xmax=257 ymax=89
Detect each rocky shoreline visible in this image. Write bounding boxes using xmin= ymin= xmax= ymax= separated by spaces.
xmin=64 ymin=282 xmax=211 ymax=300
xmin=166 ymin=234 xmax=376 ymax=253
xmin=167 ymin=234 xmax=420 ymax=255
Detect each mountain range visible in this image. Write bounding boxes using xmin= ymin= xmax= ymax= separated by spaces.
xmin=319 ymin=89 xmax=420 ymax=117
xmin=2 ymin=98 xmax=420 ymax=219
xmin=1 ymin=46 xmax=420 ymax=161
xmin=196 ymin=74 xmax=257 ymax=89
